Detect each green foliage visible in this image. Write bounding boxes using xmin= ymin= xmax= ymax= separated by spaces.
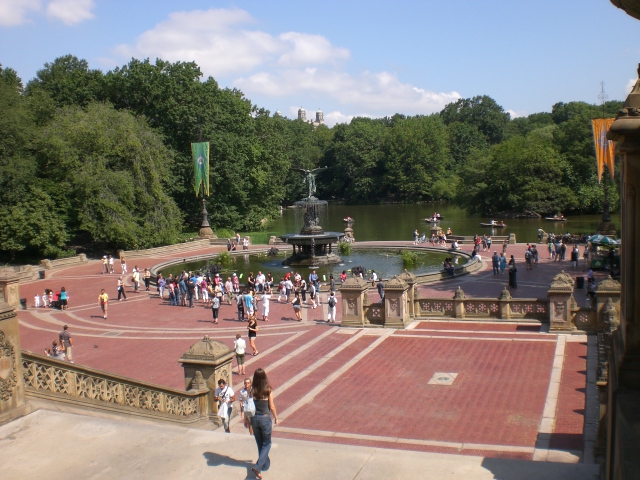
xmin=401 ymin=250 xmax=418 ymax=266
xmin=0 ymin=186 xmax=68 ymax=260
xmin=440 ymin=95 xmax=511 ymax=145
xmin=214 ymin=228 xmax=236 ymax=239
xmin=36 ymin=103 xmax=184 ymax=249
xmin=215 ymin=251 xmax=233 ymax=267
xmin=338 ymin=241 xmax=352 ymax=255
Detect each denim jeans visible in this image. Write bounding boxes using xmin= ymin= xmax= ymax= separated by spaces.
xmin=251 ymin=414 xmax=272 ymax=472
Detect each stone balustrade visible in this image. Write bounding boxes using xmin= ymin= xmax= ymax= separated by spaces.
xmin=415 ymin=288 xmax=547 ymax=321
xmin=22 ymin=352 xmax=211 ymax=427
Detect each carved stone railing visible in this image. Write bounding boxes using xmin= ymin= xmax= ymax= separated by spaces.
xmin=363 ymin=302 xmax=385 ymax=327
xmin=22 ymin=352 xmax=210 ymax=426
xmin=415 ymin=288 xmax=547 ymax=322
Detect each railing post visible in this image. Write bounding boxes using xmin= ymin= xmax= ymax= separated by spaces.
xmin=547 ymin=271 xmax=577 ymax=332
xmin=498 ymin=288 xmax=511 ymax=319
xmin=453 ymin=287 xmax=466 ymax=319
xmin=383 ymin=276 xmax=411 ymax=328
xmin=338 ymin=277 xmax=368 ymax=327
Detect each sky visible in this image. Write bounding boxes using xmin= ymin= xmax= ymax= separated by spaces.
xmin=1 ymin=0 xmax=640 ymax=126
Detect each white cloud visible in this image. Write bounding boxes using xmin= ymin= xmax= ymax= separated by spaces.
xmin=114 ymin=7 xmax=459 ymax=124
xmin=46 ymin=0 xmax=94 ymax=25
xmin=506 ymin=109 xmax=526 ymax=119
xmin=236 ymin=68 xmax=460 ymax=118
xmin=277 ymin=32 xmax=349 ymax=67
xmin=0 ymin=0 xmax=41 ymax=26
xmin=115 ymin=8 xmax=341 ymax=77
xmin=0 ymin=0 xmax=94 ymax=26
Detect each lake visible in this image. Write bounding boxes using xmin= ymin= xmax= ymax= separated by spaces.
xmin=267 ymin=204 xmax=619 ymax=244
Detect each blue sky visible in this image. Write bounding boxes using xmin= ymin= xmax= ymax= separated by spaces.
xmin=2 ymin=0 xmax=639 ymax=126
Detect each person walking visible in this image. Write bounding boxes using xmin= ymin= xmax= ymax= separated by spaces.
xmin=108 ymin=255 xmax=115 ymax=274
xmin=499 ymin=253 xmax=507 ymax=274
xmin=237 ymin=290 xmax=246 ymax=321
xmin=491 ymin=251 xmax=500 ymax=275
xmin=214 ymin=379 xmax=235 ymax=433
xmin=327 ymin=291 xmax=337 ymax=323
xmin=117 ymin=276 xmax=127 ymax=301
xmin=59 ymin=325 xmax=73 ymax=363
xmin=132 ymin=268 xmax=140 ymax=293
xmin=248 ymin=316 xmax=259 ymax=355
xmin=102 ymin=256 xmax=108 ymax=274
xmin=239 ymin=378 xmax=255 ymax=434
xmin=144 ymin=268 xmax=151 ymax=291
xmin=234 ymin=333 xmax=247 ymax=375
xmin=59 ymin=287 xmax=68 ymax=310
xmin=244 ymin=290 xmax=255 ymax=317
xmin=211 ymin=294 xmax=220 ymax=324
xmin=250 ymin=368 xmax=279 ymax=480
xmin=98 ymin=289 xmax=109 ymax=319
xmin=261 ymin=287 xmax=271 ymax=322
xmin=508 ymin=256 xmax=517 ymax=289
xmin=157 ymin=274 xmax=166 ymax=299
xmin=120 ymin=256 xmax=127 ymax=274
xmin=292 ymin=293 xmax=302 ymax=321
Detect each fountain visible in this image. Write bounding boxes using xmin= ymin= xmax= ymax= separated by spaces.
xmin=279 ymin=167 xmax=345 ymax=266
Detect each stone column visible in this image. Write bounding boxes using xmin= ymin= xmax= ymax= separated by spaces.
xmin=0 ymin=300 xmax=28 ymax=425
xmin=596 ymin=276 xmax=622 ymax=332
xmin=383 ymin=276 xmax=410 ymax=328
xmin=605 ymin=63 xmax=640 ymax=479
xmin=338 ymin=276 xmax=368 ymax=327
xmin=608 ymin=69 xmax=640 ymax=386
xmin=0 ymin=274 xmax=21 ymax=308
xmin=179 ymin=335 xmax=234 ymax=426
xmin=398 ymin=271 xmax=417 ymax=318
xmin=547 ymin=271 xmax=577 ymax=332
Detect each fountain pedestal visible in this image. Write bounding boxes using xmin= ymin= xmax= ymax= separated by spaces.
xmin=280 ymin=197 xmax=344 ymax=266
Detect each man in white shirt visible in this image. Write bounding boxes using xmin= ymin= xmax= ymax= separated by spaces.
xmin=214 ymin=379 xmax=235 ymax=433
xmin=234 ymin=334 xmax=246 ymax=375
xmin=256 ymin=271 xmax=266 ymax=293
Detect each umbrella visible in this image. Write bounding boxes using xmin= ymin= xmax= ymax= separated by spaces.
xmin=589 ymin=235 xmax=618 ymax=246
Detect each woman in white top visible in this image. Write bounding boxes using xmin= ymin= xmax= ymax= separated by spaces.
xmin=261 ymin=287 xmax=271 ymax=322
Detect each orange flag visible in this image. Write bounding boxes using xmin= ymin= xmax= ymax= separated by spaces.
xmin=591 ymin=118 xmax=615 ymax=182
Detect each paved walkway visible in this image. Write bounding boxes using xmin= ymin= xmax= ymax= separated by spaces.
xmin=0 ymin=410 xmax=599 ymax=480
xmin=12 ymin=241 xmax=607 ymax=472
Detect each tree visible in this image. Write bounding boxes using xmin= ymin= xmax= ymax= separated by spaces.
xmin=26 ymin=55 xmax=105 ymax=108
xmin=0 ymin=186 xmax=68 ymax=260
xmin=36 ymin=103 xmax=183 ymax=249
xmin=383 ymin=115 xmax=452 ymax=201
xmin=324 ymin=117 xmax=387 ymax=203
xmin=440 ymin=95 xmax=510 ymax=145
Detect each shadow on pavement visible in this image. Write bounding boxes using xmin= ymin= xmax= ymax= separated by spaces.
xmin=203 ymin=451 xmax=254 ymax=478
xmin=481 ymin=457 xmax=598 ymax=480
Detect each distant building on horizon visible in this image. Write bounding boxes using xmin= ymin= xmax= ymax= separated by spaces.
xmin=297 ymin=107 xmax=324 ymax=127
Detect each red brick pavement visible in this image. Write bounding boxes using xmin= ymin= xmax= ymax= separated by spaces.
xmin=13 ymin=243 xmax=594 ymax=461
xmin=282 ymin=335 xmax=555 ymax=447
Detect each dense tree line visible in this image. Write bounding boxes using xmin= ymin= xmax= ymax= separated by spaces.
xmin=0 ymin=55 xmax=622 ymax=260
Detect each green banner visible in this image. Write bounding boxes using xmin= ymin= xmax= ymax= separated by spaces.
xmin=191 ymin=142 xmax=209 ymax=196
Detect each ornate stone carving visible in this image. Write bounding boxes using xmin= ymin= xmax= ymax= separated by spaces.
xmin=549 ymin=271 xmax=575 ymax=292
xmin=553 ymin=301 xmax=566 ymax=322
xmin=181 ymin=335 xmax=232 ymax=361
xmin=603 ymin=298 xmax=620 ymax=334
xmin=597 ymin=276 xmax=622 ymax=295
xmin=388 ymin=298 xmax=399 ymax=315
xmin=498 ymin=288 xmax=512 ymax=300
xmin=0 ymin=330 xmax=17 ymax=401
xmin=22 ymin=355 xmax=200 ymax=419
